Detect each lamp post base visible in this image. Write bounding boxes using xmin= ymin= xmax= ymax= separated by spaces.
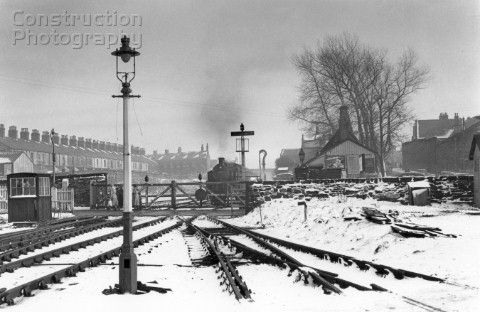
xmin=119 ymin=211 xmax=137 ymax=294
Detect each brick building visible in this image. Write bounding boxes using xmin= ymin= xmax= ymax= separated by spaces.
xmin=0 ymin=124 xmax=158 ymax=183
xmin=149 ymin=144 xmax=211 ymax=179
xmin=403 ymin=113 xmax=480 ymax=174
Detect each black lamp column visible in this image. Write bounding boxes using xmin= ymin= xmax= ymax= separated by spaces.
xmin=50 ymin=129 xmax=56 ymax=186
xmin=111 ymin=36 xmax=140 ymax=294
xmin=299 ymin=147 xmax=305 ymax=166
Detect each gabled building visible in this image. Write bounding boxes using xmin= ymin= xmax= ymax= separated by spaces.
xmin=0 ymin=151 xmax=34 ymax=178
xmin=304 ymin=106 xmax=377 ymax=178
xmin=469 ymin=134 xmax=480 ymax=207
xmin=149 ymin=144 xmax=211 ymax=179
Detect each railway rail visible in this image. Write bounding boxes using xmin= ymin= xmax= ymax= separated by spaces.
xmin=0 ymin=217 xmax=179 ymax=305
xmin=0 ymin=218 xmax=124 ymax=263
xmin=181 ymin=219 xmax=252 ymax=300
xmin=207 ymin=216 xmax=445 ymax=283
xmin=0 ymin=216 xmax=107 ymax=252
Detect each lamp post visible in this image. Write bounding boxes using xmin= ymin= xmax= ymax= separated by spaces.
xmin=111 ymin=35 xmax=140 ymax=294
xmin=50 ymin=129 xmax=56 ymax=186
xmin=298 ymin=147 xmax=305 ymax=166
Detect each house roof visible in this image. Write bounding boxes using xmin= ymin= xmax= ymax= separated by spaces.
xmin=0 ymin=137 xmax=156 ymax=165
xmin=417 ymin=119 xmax=459 ymax=139
xmin=469 ymin=133 xmax=480 ymax=160
xmin=0 ymin=151 xmax=25 ymax=164
xmin=150 ymin=151 xmax=208 ymax=162
xmin=317 ymin=128 xmax=360 ymax=156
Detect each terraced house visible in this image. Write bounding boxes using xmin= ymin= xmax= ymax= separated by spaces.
xmin=0 ymin=124 xmax=158 ymax=183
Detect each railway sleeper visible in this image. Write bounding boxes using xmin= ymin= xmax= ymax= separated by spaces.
xmin=51 ymin=274 xmax=62 ymax=284
xmin=22 ymin=286 xmax=33 ymax=297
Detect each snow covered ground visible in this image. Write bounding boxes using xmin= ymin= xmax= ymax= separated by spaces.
xmin=0 ymin=197 xmax=479 ymax=311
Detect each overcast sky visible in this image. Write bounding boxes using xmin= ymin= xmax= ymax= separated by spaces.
xmin=1 ymin=0 xmax=479 ymax=168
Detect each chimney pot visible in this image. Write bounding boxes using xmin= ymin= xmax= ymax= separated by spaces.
xmin=218 ymin=157 xmax=225 ymax=166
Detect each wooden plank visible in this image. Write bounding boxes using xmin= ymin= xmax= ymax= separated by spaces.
xmin=174 ymin=184 xmax=200 ymax=206
xmin=204 ymin=186 xmax=227 ymax=206
xmin=145 ymin=186 xmax=171 ymax=208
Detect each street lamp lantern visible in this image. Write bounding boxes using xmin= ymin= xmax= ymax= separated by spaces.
xmin=111 ymin=35 xmax=140 ymax=294
xmin=299 ymin=147 xmax=305 ymax=166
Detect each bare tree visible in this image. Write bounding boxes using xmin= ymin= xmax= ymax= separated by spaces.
xmin=289 ymin=33 xmax=429 ymax=176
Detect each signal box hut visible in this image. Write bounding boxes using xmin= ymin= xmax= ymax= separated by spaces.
xmin=469 ymin=134 xmax=480 ymax=207
xmin=7 ymin=172 xmax=51 ymax=222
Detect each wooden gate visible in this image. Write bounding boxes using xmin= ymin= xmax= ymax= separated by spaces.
xmin=0 ymin=182 xmax=7 ymax=213
xmin=90 ymin=180 xmax=253 ymax=210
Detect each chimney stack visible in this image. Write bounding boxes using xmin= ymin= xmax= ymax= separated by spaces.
xmin=85 ymin=138 xmax=92 ymax=149
xmin=178 ymin=147 xmax=182 ymax=154
xmin=165 ymin=149 xmax=169 ymax=155
xmin=69 ymin=135 xmax=78 ymax=147
xmin=20 ymin=128 xmax=29 ymax=140
xmin=8 ymin=126 xmax=18 ymax=139
xmin=338 ymin=105 xmax=354 ymax=142
xmin=153 ymin=150 xmax=158 ymax=156
xmin=0 ymin=124 xmax=5 ymax=137
xmin=99 ymin=141 xmax=106 ymax=151
xmin=218 ymin=157 xmax=225 ymax=166
xmin=42 ymin=131 xmax=51 ymax=143
xmin=78 ymin=137 xmax=85 ymax=148
xmin=31 ymin=129 xmax=40 ymax=142
xmin=92 ymin=140 xmax=100 ymax=150
xmin=201 ymin=144 xmax=204 ymax=152
xmin=60 ymin=135 xmax=69 ymax=145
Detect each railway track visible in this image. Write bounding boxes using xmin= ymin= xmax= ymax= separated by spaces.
xmin=0 ymin=214 xmax=464 ymax=311
xmin=0 ymin=216 xmax=180 ymax=305
xmin=190 ymin=216 xmax=452 ymax=311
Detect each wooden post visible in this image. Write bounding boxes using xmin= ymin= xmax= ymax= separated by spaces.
xmin=298 ymin=201 xmax=307 ymax=222
xmin=145 ymin=184 xmax=149 ymax=208
xmin=171 ymin=180 xmax=176 ymax=209
xmin=245 ymin=182 xmax=250 ymax=212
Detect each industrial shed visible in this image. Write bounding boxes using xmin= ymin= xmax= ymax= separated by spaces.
xmin=469 ymin=134 xmax=480 ymax=207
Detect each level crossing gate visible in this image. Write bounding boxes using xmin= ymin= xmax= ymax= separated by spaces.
xmin=90 ymin=180 xmax=253 ymax=210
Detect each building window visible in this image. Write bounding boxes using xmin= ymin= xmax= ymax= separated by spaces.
xmin=39 ymin=177 xmax=50 ymax=196
xmin=10 ymin=177 xmax=36 ymax=197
